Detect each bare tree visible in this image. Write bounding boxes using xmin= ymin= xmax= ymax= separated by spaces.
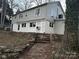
xmin=22 ymin=0 xmax=32 ymax=10
xmin=17 ymin=0 xmax=32 ymax=10
xmin=30 ymin=0 xmax=52 ymax=6
xmin=8 ymin=0 xmax=19 ymax=9
xmin=31 ymin=0 xmax=43 ymax=5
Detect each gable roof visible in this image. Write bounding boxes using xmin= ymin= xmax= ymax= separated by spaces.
xmin=13 ymin=1 xmax=65 ymax=16
xmin=56 ymin=1 xmax=65 ymax=16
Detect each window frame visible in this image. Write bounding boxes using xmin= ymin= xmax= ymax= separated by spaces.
xmin=22 ymin=23 xmax=26 ymax=27
xmin=49 ymin=22 xmax=53 ymax=27
xmin=30 ymin=22 xmax=36 ymax=27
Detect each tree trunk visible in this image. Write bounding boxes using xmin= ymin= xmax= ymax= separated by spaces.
xmin=64 ymin=0 xmax=79 ymax=52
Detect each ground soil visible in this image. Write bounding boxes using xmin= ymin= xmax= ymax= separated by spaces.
xmin=19 ymin=43 xmax=52 ymax=59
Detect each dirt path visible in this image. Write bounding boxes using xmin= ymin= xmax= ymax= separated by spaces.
xmin=19 ymin=43 xmax=52 ymax=59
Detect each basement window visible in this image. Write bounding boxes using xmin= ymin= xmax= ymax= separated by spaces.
xmin=22 ymin=23 xmax=26 ymax=27
xmin=49 ymin=22 xmax=53 ymax=27
xmin=30 ymin=22 xmax=36 ymax=27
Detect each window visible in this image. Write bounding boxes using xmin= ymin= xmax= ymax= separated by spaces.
xmin=49 ymin=22 xmax=53 ymax=27
xmin=18 ymin=25 xmax=20 ymax=30
xmin=30 ymin=22 xmax=36 ymax=27
xmin=19 ymin=14 xmax=23 ymax=18
xmin=22 ymin=23 xmax=26 ymax=27
xmin=36 ymin=8 xmax=40 ymax=16
xmin=58 ymin=14 xmax=63 ymax=19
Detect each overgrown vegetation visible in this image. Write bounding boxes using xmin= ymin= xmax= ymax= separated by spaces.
xmin=65 ymin=0 xmax=79 ymax=52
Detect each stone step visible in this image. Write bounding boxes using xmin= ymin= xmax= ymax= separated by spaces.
xmin=36 ymin=41 xmax=50 ymax=43
xmin=35 ymin=39 xmax=50 ymax=41
xmin=35 ymin=39 xmax=50 ymax=43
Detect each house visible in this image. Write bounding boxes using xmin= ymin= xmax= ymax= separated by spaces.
xmin=12 ymin=1 xmax=65 ymax=34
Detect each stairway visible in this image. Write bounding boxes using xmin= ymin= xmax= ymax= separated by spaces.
xmin=18 ymin=34 xmax=65 ymax=59
xmin=35 ymin=34 xmax=50 ymax=43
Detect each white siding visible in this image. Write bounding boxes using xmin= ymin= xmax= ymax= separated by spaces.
xmin=12 ymin=2 xmax=65 ymax=34
xmin=45 ymin=21 xmax=54 ymax=33
xmin=13 ymin=20 xmax=65 ymax=34
xmin=36 ymin=21 xmax=46 ymax=33
xmin=57 ymin=4 xmax=65 ymax=19
xmin=13 ymin=23 xmax=18 ymax=32
xmin=12 ymin=5 xmax=48 ymax=23
xmin=12 ymin=2 xmax=65 ymax=23
xmin=48 ymin=3 xmax=58 ymax=18
xmin=47 ymin=3 xmax=65 ymax=20
xmin=13 ymin=20 xmax=55 ymax=34
xmin=54 ymin=21 xmax=65 ymax=34
xmin=13 ymin=20 xmax=47 ymax=33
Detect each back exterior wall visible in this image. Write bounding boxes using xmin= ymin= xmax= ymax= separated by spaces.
xmin=54 ymin=21 xmax=65 ymax=34
xmin=13 ymin=20 xmax=46 ymax=33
